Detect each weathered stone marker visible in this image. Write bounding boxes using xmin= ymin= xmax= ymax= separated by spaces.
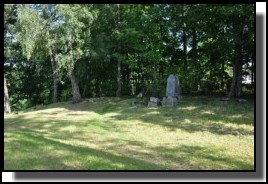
xmin=148 ymin=97 xmax=161 ymax=107
xmin=166 ymin=74 xmax=179 ymax=97
xmin=162 ymin=74 xmax=179 ymax=107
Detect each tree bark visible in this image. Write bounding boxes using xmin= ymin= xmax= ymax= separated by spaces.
xmin=183 ymin=25 xmax=187 ymax=71
xmin=116 ymin=60 xmax=122 ymax=97
xmin=228 ymin=16 xmax=243 ymax=98
xmin=192 ymin=27 xmax=200 ymax=91
xmin=228 ymin=56 xmax=243 ymax=98
xmin=221 ymin=61 xmax=225 ymax=90
xmin=4 ymin=75 xmax=11 ymax=113
xmin=83 ymin=84 xmax=87 ymax=98
xmin=67 ymin=68 xmax=81 ymax=103
xmin=49 ymin=49 xmax=58 ymax=103
xmin=251 ymin=53 xmax=254 ymax=85
xmin=234 ymin=54 xmax=243 ymax=97
xmin=116 ymin=4 xmax=122 ymax=97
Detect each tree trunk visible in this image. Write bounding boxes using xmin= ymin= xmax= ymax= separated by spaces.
xmin=192 ymin=27 xmax=199 ymax=91
xmin=49 ymin=49 xmax=58 ymax=103
xmin=228 ymin=18 xmax=243 ymax=98
xmin=116 ymin=60 xmax=122 ymax=97
xmin=183 ymin=25 xmax=187 ymax=71
xmin=82 ymin=74 xmax=89 ymax=98
xmin=4 ymin=75 xmax=11 ymax=113
xmin=67 ymin=68 xmax=81 ymax=103
xmin=235 ymin=55 xmax=243 ymax=97
xmin=251 ymin=53 xmax=254 ymax=85
xmin=221 ymin=61 xmax=225 ymax=90
xmin=228 ymin=55 xmax=243 ymax=98
xmin=83 ymin=84 xmax=87 ymax=98
xmin=192 ymin=27 xmax=197 ymax=63
xmin=116 ymin=4 xmax=122 ymax=97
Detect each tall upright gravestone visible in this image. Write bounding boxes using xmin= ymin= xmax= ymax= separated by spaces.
xmin=162 ymin=74 xmax=179 ymax=106
xmin=166 ymin=74 xmax=179 ymax=97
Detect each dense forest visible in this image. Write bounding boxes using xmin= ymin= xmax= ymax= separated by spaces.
xmin=4 ymin=4 xmax=254 ymax=112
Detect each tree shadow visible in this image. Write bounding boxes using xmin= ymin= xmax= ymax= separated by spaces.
xmin=22 ymin=97 xmax=126 ymax=113
xmin=4 ymin=116 xmax=124 ymax=142
xmin=149 ymin=144 xmax=254 ymax=170
xmin=104 ymin=96 xmax=254 ymax=136
xmin=4 ymin=130 xmax=253 ymax=170
xmin=4 ymin=131 xmax=165 ymax=170
xmin=4 ymin=96 xmax=254 ymax=170
xmin=11 ymin=96 xmax=253 ymax=136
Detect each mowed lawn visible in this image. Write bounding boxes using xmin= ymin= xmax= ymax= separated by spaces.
xmin=4 ymin=96 xmax=254 ymax=170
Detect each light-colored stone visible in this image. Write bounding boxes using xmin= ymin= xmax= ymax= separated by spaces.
xmin=136 ymin=92 xmax=143 ymax=98
xmin=148 ymin=97 xmax=160 ymax=107
xmin=163 ymin=74 xmax=180 ymax=107
xmin=162 ymin=96 xmax=177 ymax=107
xmin=150 ymin=97 xmax=160 ymax=103
xmin=166 ymin=74 xmax=179 ymax=97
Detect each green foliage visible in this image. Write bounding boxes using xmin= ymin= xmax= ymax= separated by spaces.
xmin=60 ymin=88 xmax=72 ymax=102
xmin=54 ymin=4 xmax=97 ymax=72
xmin=5 ymin=4 xmax=254 ymax=108
xmin=16 ymin=5 xmax=43 ymax=60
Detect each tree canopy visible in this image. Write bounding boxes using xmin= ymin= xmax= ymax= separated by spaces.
xmin=4 ymin=4 xmax=254 ymax=111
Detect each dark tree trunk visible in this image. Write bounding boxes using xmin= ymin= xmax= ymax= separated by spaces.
xmin=229 ymin=55 xmax=243 ymax=98
xmin=82 ymin=74 xmax=89 ymax=98
xmin=116 ymin=60 xmax=122 ymax=97
xmin=4 ymin=75 xmax=11 ymax=113
xmin=192 ymin=27 xmax=199 ymax=91
xmin=229 ymin=59 xmax=237 ymax=98
xmin=251 ymin=54 xmax=254 ymax=85
xmin=83 ymin=84 xmax=87 ymax=98
xmin=228 ymin=16 xmax=244 ymax=98
xmin=49 ymin=49 xmax=58 ymax=103
xmin=116 ymin=5 xmax=122 ymax=97
xmin=192 ymin=27 xmax=197 ymax=63
xmin=235 ymin=55 xmax=243 ymax=97
xmin=221 ymin=62 xmax=225 ymax=90
xmin=67 ymin=68 xmax=81 ymax=103
xmin=183 ymin=25 xmax=187 ymax=71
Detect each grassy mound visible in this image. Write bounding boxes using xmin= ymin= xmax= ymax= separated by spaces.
xmin=4 ymin=96 xmax=254 ymax=170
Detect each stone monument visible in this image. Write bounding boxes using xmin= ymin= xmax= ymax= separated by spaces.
xmin=162 ymin=74 xmax=180 ymax=107
xmin=148 ymin=97 xmax=161 ymax=107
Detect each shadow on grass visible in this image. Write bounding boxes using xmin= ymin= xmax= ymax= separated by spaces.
xmin=4 ymin=96 xmax=254 ymax=170
xmin=4 ymin=116 xmax=123 ymax=141
xmin=150 ymin=144 xmax=254 ymax=170
xmin=4 ymin=130 xmax=253 ymax=170
xmin=102 ymin=97 xmax=254 ymax=136
xmin=22 ymin=97 xmax=126 ymax=113
xmin=136 ymin=114 xmax=254 ymax=136
xmin=4 ymin=131 xmax=164 ymax=170
xmin=5 ymin=96 xmax=254 ymax=136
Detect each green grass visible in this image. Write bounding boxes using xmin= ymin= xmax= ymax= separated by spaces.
xmin=4 ymin=96 xmax=254 ymax=170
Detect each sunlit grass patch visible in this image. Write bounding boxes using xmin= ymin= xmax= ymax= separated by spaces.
xmin=4 ymin=96 xmax=254 ymax=170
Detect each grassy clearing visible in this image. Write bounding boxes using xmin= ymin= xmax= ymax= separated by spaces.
xmin=4 ymin=96 xmax=254 ymax=170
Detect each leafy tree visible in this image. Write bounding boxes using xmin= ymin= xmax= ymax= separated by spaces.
xmin=53 ymin=4 xmax=97 ymax=102
xmin=15 ymin=4 xmax=97 ymax=103
xmin=4 ymin=4 xmax=18 ymax=113
xmin=15 ymin=4 xmax=60 ymax=103
xmin=4 ymin=4 xmax=254 ymax=111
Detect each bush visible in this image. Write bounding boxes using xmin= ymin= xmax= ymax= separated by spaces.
xmin=11 ymin=98 xmax=32 ymax=111
xmin=60 ymin=88 xmax=72 ymax=101
xmin=40 ymin=89 xmax=51 ymax=105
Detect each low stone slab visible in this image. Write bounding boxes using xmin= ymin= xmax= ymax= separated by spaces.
xmin=162 ymin=96 xmax=177 ymax=107
xmin=148 ymin=97 xmax=161 ymax=107
xmin=150 ymin=97 xmax=160 ymax=103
